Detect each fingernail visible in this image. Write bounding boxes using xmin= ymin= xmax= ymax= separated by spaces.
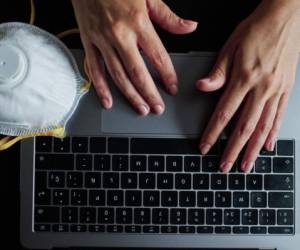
xmin=168 ymin=84 xmax=178 ymax=95
xmin=138 ymin=104 xmax=149 ymax=116
xmin=102 ymin=98 xmax=111 ymax=109
xmin=241 ymin=161 xmax=254 ymax=173
xmin=267 ymin=140 xmax=275 ymax=151
xmin=200 ymin=143 xmax=211 ymax=155
xmin=181 ymin=19 xmax=198 ymax=26
xmin=153 ymin=105 xmax=164 ymax=115
xmin=220 ymin=162 xmax=233 ymax=173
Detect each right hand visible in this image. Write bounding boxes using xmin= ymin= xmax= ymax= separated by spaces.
xmin=71 ymin=0 xmax=197 ymax=115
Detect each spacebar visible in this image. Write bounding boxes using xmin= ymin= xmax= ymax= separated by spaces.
xmin=131 ymin=138 xmax=199 ymax=154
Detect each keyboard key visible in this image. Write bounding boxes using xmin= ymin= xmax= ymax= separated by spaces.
xmin=166 ymin=156 xmax=183 ymax=172
xmin=107 ymin=190 xmax=124 ymax=206
xmin=277 ymin=140 xmax=294 ymax=156
xmin=264 ymin=175 xmax=293 ymax=190
xmin=268 ymin=227 xmax=294 ymax=234
xmin=157 ymin=174 xmax=173 ymax=189
xmin=143 ymin=226 xmax=159 ymax=233
xmin=260 ymin=147 xmax=275 ymax=155
xmin=197 ymin=191 xmax=213 ymax=207
xmin=35 ymin=137 xmax=52 ymax=152
xmin=202 ymin=156 xmax=220 ymax=172
xmin=148 ymin=156 xmax=164 ymax=172
xmin=89 ymin=190 xmax=105 ymax=206
xmin=98 ymin=208 xmax=114 ymax=223
xmin=277 ymin=210 xmax=293 ymax=225
xmin=71 ymin=225 xmax=87 ymax=232
xmin=206 ymin=209 xmax=222 ymax=225
xmin=116 ymin=208 xmax=133 ymax=224
xmin=139 ymin=173 xmax=155 ymax=189
xmin=62 ymin=207 xmax=78 ymax=223
xmin=242 ymin=209 xmax=258 ymax=225
xmin=179 ymin=191 xmax=196 ymax=207
xmin=211 ymin=174 xmax=227 ymax=190
xmin=36 ymin=154 xmax=74 ymax=170
xmin=255 ymin=157 xmax=271 ymax=173
xmin=259 ymin=209 xmax=275 ymax=225
xmin=53 ymin=189 xmax=69 ymax=205
xmin=250 ymin=226 xmax=266 ymax=234
xmin=121 ymin=173 xmax=137 ymax=189
xmin=215 ymin=192 xmax=231 ymax=207
xmin=103 ymin=172 xmax=119 ymax=188
xmin=162 ymin=191 xmax=178 ymax=207
xmin=80 ymin=207 xmax=96 ymax=223
xmin=94 ymin=155 xmax=110 ymax=171
xmin=71 ymin=189 xmax=87 ymax=206
xmin=268 ymin=192 xmax=293 ymax=208
xmin=193 ymin=174 xmax=209 ymax=189
xmin=125 ymin=191 xmax=142 ymax=206
xmin=188 ymin=209 xmax=204 ymax=224
xmin=197 ymin=226 xmax=213 ymax=234
xmin=76 ymin=154 xmax=92 ymax=170
xmin=233 ymin=192 xmax=249 ymax=207
xmin=161 ymin=226 xmax=178 ymax=233
xmin=85 ymin=172 xmax=101 ymax=188
xmin=144 ymin=191 xmax=160 ymax=207
xmin=54 ymin=138 xmax=70 ymax=152
xmin=152 ymin=208 xmax=169 ymax=224
xmin=34 ymin=224 xmax=51 ymax=232
xmin=229 ymin=174 xmax=245 ymax=190
xmin=251 ymin=192 xmax=266 ymax=208
xmin=72 ymin=137 xmax=88 ymax=153
xmin=112 ymin=155 xmax=128 ymax=171
xmin=175 ymin=174 xmax=191 ymax=189
xmin=108 ymin=137 xmax=129 ymax=153
xmin=53 ymin=224 xmax=69 ymax=232
xmin=125 ymin=225 xmax=141 ymax=233
xmin=35 ymin=172 xmax=50 ymax=205
xmin=35 ymin=206 xmax=59 ymax=223
xmin=49 ymin=172 xmax=65 ymax=188
xmin=273 ymin=157 xmax=293 ymax=173
xmin=184 ymin=156 xmax=200 ymax=172
xmin=170 ymin=209 xmax=186 ymax=224
xmin=130 ymin=155 xmax=146 ymax=171
xmin=215 ymin=226 xmax=231 ymax=234
xmin=246 ymin=175 xmax=262 ymax=190
xmin=90 ymin=137 xmax=106 ymax=153
xmin=134 ymin=208 xmax=150 ymax=224
xmin=107 ymin=225 xmax=123 ymax=233
xmin=233 ymin=226 xmax=249 ymax=234
xmin=67 ymin=172 xmax=83 ymax=188
xmin=179 ymin=226 xmax=195 ymax=234
xmin=224 ymin=209 xmax=240 ymax=225
xmin=89 ymin=225 xmax=105 ymax=232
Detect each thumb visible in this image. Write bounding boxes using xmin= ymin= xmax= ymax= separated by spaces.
xmin=147 ymin=0 xmax=198 ymax=34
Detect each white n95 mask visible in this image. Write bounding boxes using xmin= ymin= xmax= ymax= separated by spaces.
xmin=0 ymin=22 xmax=90 ymax=150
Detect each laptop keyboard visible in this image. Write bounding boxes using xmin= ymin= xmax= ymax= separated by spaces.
xmin=34 ymin=137 xmax=295 ymax=235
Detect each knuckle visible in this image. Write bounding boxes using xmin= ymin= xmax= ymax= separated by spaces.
xmin=258 ymin=122 xmax=272 ymax=134
xmin=152 ymin=49 xmax=168 ymax=68
xmin=132 ymin=11 xmax=148 ymax=30
xmin=128 ymin=66 xmax=147 ymax=85
xmin=239 ymin=121 xmax=255 ymax=137
xmin=111 ymin=68 xmax=125 ymax=85
xmin=216 ymin=110 xmax=231 ymax=125
xmin=110 ymin=21 xmax=126 ymax=40
xmin=239 ymin=68 xmax=253 ymax=83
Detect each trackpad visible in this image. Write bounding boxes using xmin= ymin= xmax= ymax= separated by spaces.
xmin=101 ymin=54 xmax=220 ymax=136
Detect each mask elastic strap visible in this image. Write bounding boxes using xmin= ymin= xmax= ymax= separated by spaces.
xmin=29 ymin=0 xmax=36 ymax=25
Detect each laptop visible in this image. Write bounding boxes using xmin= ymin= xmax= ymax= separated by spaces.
xmin=19 ymin=50 xmax=299 ymax=250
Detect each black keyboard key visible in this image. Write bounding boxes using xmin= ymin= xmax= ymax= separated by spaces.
xmin=246 ymin=175 xmax=262 ymax=190
xmin=130 ymin=155 xmax=146 ymax=171
xmin=197 ymin=226 xmax=213 ymax=234
xmin=90 ymin=137 xmax=106 ymax=153
xmin=53 ymin=189 xmax=69 ymax=205
xmin=170 ymin=209 xmax=186 ymax=224
xmin=259 ymin=209 xmax=275 ymax=225
xmin=242 ymin=209 xmax=258 ymax=225
xmin=53 ymin=224 xmax=69 ymax=232
xmin=85 ymin=172 xmax=101 ymax=188
xmin=233 ymin=192 xmax=249 ymax=207
xmin=152 ymin=208 xmax=169 ymax=224
xmin=107 ymin=225 xmax=123 ymax=233
xmin=211 ymin=174 xmax=227 ymax=190
xmin=71 ymin=225 xmax=87 ymax=232
xmin=206 ymin=209 xmax=222 ymax=225
xmin=107 ymin=190 xmax=124 ymax=206
xmin=54 ymin=138 xmax=70 ymax=152
xmin=80 ymin=207 xmax=96 ymax=223
xmin=175 ymin=174 xmax=191 ymax=189
xmin=98 ymin=208 xmax=114 ymax=223
xmin=193 ymin=174 xmax=209 ymax=189
xmin=260 ymin=147 xmax=275 ymax=155
xmin=89 ymin=225 xmax=105 ymax=232
xmin=36 ymin=154 xmax=74 ymax=170
xmin=89 ymin=190 xmax=105 ymax=206
xmin=125 ymin=191 xmax=142 ymax=206
xmin=255 ymin=157 xmax=271 ymax=173
xmin=72 ymin=137 xmax=88 ymax=153
xmin=49 ymin=172 xmax=65 ymax=188
xmin=35 ymin=206 xmax=59 ymax=223
xmin=144 ymin=191 xmax=160 ymax=207
xmin=184 ymin=156 xmax=200 ymax=172
xmin=157 ymin=174 xmax=173 ymax=189
xmin=35 ymin=172 xmax=50 ymax=205
xmin=215 ymin=192 xmax=231 ymax=207
xmin=268 ymin=227 xmax=294 ymax=234
xmin=264 ymin=175 xmax=293 ymax=190
xmin=131 ymin=138 xmax=199 ymax=154
xmin=188 ymin=209 xmax=204 ymax=224
xmin=268 ymin=192 xmax=293 ymax=208
xmin=67 ymin=172 xmax=83 ymax=188
xmin=94 ymin=155 xmax=110 ymax=171
xmin=143 ymin=226 xmax=159 ymax=233
xmin=273 ymin=157 xmax=293 ymax=173
xmin=121 ymin=173 xmax=137 ymax=189
xmin=215 ymin=226 xmax=231 ymax=234
xmin=277 ymin=140 xmax=294 ymax=156
xmin=161 ymin=226 xmax=178 ymax=233
xmin=134 ymin=208 xmax=150 ymax=224
xmin=125 ymin=225 xmax=141 ymax=233
xmin=71 ymin=189 xmax=87 ymax=206
xmin=197 ymin=191 xmax=213 ymax=207
xmin=139 ymin=173 xmax=155 ymax=189
xmin=116 ymin=208 xmax=133 ymax=224
xmin=233 ymin=226 xmax=249 ymax=234
xmin=62 ymin=207 xmax=78 ymax=223
xmin=202 ymin=156 xmax=220 ymax=172
xmin=112 ymin=155 xmax=128 ymax=171
xmin=179 ymin=226 xmax=195 ymax=234
xmin=162 ymin=191 xmax=178 ymax=207
xmin=166 ymin=156 xmax=183 ymax=172
xmin=76 ymin=154 xmax=92 ymax=170
xmin=108 ymin=137 xmax=129 ymax=153
xmin=250 ymin=226 xmax=266 ymax=234
xmin=277 ymin=210 xmax=293 ymax=225
xmin=229 ymin=174 xmax=245 ymax=190
xmin=34 ymin=224 xmax=51 ymax=232
xmin=148 ymin=156 xmax=164 ymax=172
xmin=179 ymin=191 xmax=196 ymax=207
xmin=103 ymin=172 xmax=119 ymax=188
xmin=251 ymin=192 xmax=267 ymax=207
xmin=224 ymin=209 xmax=240 ymax=225
xmin=36 ymin=137 xmax=52 ymax=152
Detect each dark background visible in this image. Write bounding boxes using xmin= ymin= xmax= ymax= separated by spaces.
xmin=0 ymin=0 xmax=260 ymax=249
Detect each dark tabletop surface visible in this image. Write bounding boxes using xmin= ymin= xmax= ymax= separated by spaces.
xmin=0 ymin=0 xmax=260 ymax=249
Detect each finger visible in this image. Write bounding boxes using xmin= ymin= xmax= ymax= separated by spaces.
xmin=114 ymin=37 xmax=165 ymax=115
xmin=264 ymin=92 xmax=289 ymax=151
xmin=241 ymin=95 xmax=280 ymax=173
xmin=146 ymin=0 xmax=198 ymax=34
xmin=139 ymin=24 xmax=178 ymax=95
xmin=95 ymin=39 xmax=150 ymax=116
xmin=199 ymin=76 xmax=249 ymax=155
xmin=83 ymin=42 xmax=112 ymax=109
xmin=220 ymin=91 xmax=267 ymax=173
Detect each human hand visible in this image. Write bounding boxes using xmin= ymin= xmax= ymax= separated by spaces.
xmin=197 ymin=0 xmax=300 ymax=173
xmin=71 ymin=0 xmax=197 ymax=115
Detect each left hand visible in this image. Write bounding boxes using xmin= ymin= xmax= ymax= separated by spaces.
xmin=197 ymin=0 xmax=300 ymax=173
